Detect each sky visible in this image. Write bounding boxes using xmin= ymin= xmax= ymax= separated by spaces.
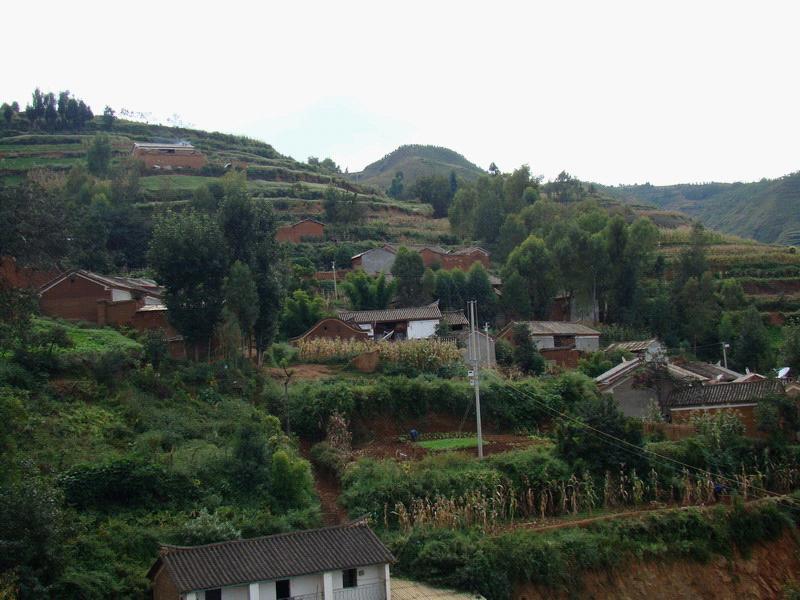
xmin=3 ymin=0 xmax=799 ymax=185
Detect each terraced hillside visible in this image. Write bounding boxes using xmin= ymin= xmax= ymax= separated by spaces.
xmin=602 ymin=172 xmax=800 ymax=246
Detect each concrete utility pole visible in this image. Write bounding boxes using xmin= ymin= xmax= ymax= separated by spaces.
xmin=468 ymin=300 xmax=484 ymax=459
xmin=331 ymin=260 xmax=338 ymax=300
xmin=722 ymin=342 xmax=730 ymax=369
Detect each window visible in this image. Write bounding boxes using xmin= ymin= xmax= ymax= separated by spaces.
xmin=276 ymin=579 xmax=291 ymax=599
xmin=205 ymin=590 xmax=222 ymax=600
xmin=343 ymin=568 xmax=358 ymax=588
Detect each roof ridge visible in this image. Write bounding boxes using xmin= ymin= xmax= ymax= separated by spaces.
xmin=159 ymin=519 xmax=370 ymax=554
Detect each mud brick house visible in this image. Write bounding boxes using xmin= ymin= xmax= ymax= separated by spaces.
xmin=276 ymin=218 xmax=325 ymax=244
xmin=39 ymin=270 xmax=162 ymax=324
xmin=438 ymin=247 xmax=490 ymax=270
xmin=350 ymin=246 xmax=397 ymax=275
xmin=292 ymin=317 xmax=370 ymax=342
xmin=605 ymin=339 xmax=665 ymax=361
xmin=132 ymin=142 xmax=207 ymax=171
xmin=498 ymin=321 xmax=601 ymax=369
xmin=351 ymin=245 xmax=492 ymax=276
xmin=665 ymin=379 xmax=788 ymax=436
xmin=338 ymin=302 xmax=442 ymax=340
xmin=148 ymin=521 xmax=394 ymax=600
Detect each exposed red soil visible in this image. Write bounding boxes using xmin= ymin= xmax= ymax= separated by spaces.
xmin=741 ymin=279 xmax=800 ymax=295
xmin=514 ymin=531 xmax=800 ymax=600
xmin=264 ymin=363 xmax=337 ymax=381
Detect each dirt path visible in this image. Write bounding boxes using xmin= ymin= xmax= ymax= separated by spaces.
xmin=313 ymin=467 xmax=348 ymax=526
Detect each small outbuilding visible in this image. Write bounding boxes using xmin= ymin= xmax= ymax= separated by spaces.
xmin=499 ymin=321 xmax=601 ymax=352
xmin=338 ymin=303 xmax=442 ymax=340
xmin=132 ymin=142 xmax=207 ymax=171
xmin=293 ymin=317 xmax=371 ymax=343
xmin=148 ymin=521 xmax=394 ymax=600
xmin=276 ymin=218 xmax=325 ymax=244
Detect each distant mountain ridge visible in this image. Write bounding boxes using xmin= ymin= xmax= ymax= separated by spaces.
xmin=601 ymin=171 xmax=800 ymax=245
xmin=349 ymin=144 xmax=485 ymax=190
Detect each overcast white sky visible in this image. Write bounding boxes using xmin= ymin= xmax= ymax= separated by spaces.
xmin=4 ymin=0 xmax=799 ymax=185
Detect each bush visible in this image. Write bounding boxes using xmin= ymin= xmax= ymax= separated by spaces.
xmin=310 ymin=441 xmax=349 ymax=479
xmin=179 ymin=509 xmax=241 ymax=545
xmin=59 ymin=459 xmax=197 ymax=509
xmin=495 ymin=338 xmax=513 ymax=366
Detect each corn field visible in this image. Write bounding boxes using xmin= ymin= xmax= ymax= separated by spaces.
xmin=387 ymin=463 xmax=800 ymax=533
xmin=297 ymin=338 xmax=462 ymax=371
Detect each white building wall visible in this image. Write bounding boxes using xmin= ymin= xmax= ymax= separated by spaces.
xmin=531 ymin=335 xmax=555 ymax=350
xmin=111 ymin=288 xmax=132 ymax=301
xmin=575 ymin=336 xmax=600 ymax=352
xmin=407 ymin=319 xmax=439 ymax=339
xmin=221 ymin=586 xmax=248 ymax=600
xmin=257 ymin=573 xmax=325 ymax=600
xmin=331 ymin=564 xmax=384 ymax=589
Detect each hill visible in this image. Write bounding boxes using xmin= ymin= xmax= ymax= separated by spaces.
xmin=601 ymin=172 xmax=800 ymax=246
xmin=348 ymin=144 xmax=485 ymax=191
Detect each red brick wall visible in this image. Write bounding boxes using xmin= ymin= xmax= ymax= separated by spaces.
xmin=671 ymin=404 xmax=759 ymax=437
xmin=151 ymin=565 xmax=180 ymax=600
xmin=97 ymin=299 xmax=141 ymax=326
xmin=276 ymin=221 xmax=324 ymax=243
xmin=540 ymin=348 xmax=581 ymax=369
xmin=40 ymin=276 xmax=112 ymax=323
xmin=296 ymin=318 xmax=369 ymax=342
xmin=420 ymin=248 xmax=444 ymax=267
xmin=0 ymin=256 xmax=60 ymax=289
xmin=440 ymin=252 xmax=490 ymax=271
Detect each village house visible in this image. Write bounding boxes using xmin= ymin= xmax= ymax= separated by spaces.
xmin=38 ymin=270 xmax=162 ymax=324
xmin=148 ymin=521 xmax=394 ymax=600
xmin=498 ymin=321 xmax=601 ymax=369
xmin=276 ymin=218 xmax=325 ymax=244
xmin=595 ymin=356 xmax=708 ymax=418
xmin=350 ymin=245 xmax=491 ymax=276
xmin=665 ymin=379 xmax=789 ymax=436
xmin=292 ymin=317 xmax=371 ymax=343
xmin=337 ymin=303 xmax=443 ymax=340
xmin=132 ymin=142 xmax=207 ymax=171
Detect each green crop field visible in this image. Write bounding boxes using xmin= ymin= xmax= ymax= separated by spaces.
xmin=417 ymin=437 xmax=486 ymax=451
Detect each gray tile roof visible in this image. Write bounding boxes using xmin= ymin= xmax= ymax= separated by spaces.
xmin=511 ymin=321 xmax=601 ymax=336
xmin=150 ymin=522 xmax=394 ymax=593
xmin=666 ymin=379 xmax=784 ymax=408
xmin=442 ymin=311 xmax=469 ymax=326
xmin=605 ymin=339 xmax=659 ymax=353
xmin=338 ymin=303 xmax=442 ymax=324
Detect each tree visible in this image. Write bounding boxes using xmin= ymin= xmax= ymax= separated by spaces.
xmin=102 ymin=105 xmax=115 ymax=130
xmin=496 ymin=215 xmax=527 ymax=262
xmin=556 ymin=396 xmax=646 ymax=476
xmin=781 ymin=324 xmax=800 ymax=372
xmin=391 ymin=247 xmax=425 ymax=307
xmin=387 ymin=171 xmax=404 ymax=199
xmin=500 ymin=270 xmax=532 ymax=320
xmin=505 ymin=235 xmax=556 ymax=319
xmin=86 ymin=134 xmax=111 ymax=177
xmin=731 ymin=306 xmax=773 ymax=373
xmin=421 ymin=268 xmax=436 ymax=302
xmin=718 ymin=279 xmax=747 ymax=311
xmin=342 ymin=271 xmax=395 ymax=310
xmin=1 ymin=103 xmax=14 ymax=124
xmin=511 ymin=324 xmax=544 ymax=375
xmin=280 ymin=290 xmax=326 ymax=338
xmin=676 ymin=222 xmax=709 ymax=285
xmin=413 ymin=175 xmax=453 ymax=218
xmin=218 ymin=171 xmax=256 ymax=264
xmin=465 ymin=263 xmax=497 ymax=324
xmin=678 ymin=273 xmax=720 ymax=354
xmin=488 ymin=162 xmax=500 ymax=175
xmin=250 ymin=202 xmax=285 ymax=364
xmin=149 ymin=212 xmax=228 ymax=359
xmin=225 ymin=261 xmax=259 ymax=352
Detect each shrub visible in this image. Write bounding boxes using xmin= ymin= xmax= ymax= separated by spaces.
xmin=179 ymin=509 xmax=241 ymax=545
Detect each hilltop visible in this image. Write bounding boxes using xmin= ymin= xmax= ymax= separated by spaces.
xmin=601 ymin=172 xmax=800 ymax=246
xmin=348 ymin=144 xmax=485 ymax=191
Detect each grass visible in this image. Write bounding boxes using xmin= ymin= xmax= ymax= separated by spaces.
xmin=0 ymin=156 xmax=84 ymax=169
xmin=32 ymin=317 xmax=142 ymax=356
xmin=417 ymin=437 xmax=486 ymax=451
xmin=139 ymin=174 xmax=218 ymax=191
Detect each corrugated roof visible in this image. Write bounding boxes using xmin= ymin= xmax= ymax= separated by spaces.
xmin=666 ymin=379 xmax=784 ymax=408
xmin=151 ymin=522 xmax=394 ymax=593
xmin=133 ymin=142 xmax=195 ymax=149
xmin=511 ymin=321 xmax=600 ymax=336
xmin=339 ymin=303 xmax=442 ymax=324
xmin=605 ymin=339 xmax=659 ymax=353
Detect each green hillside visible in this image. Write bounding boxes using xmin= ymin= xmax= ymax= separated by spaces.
xmin=602 ymin=172 xmax=800 ymax=246
xmin=348 ymin=144 xmax=485 ymax=191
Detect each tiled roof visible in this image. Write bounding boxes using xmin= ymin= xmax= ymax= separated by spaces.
xmin=509 ymin=321 xmax=601 ymax=337
xmin=339 ymin=303 xmax=442 ymax=324
xmin=39 ymin=270 xmax=162 ymax=297
xmin=605 ymin=339 xmax=659 ymax=353
xmin=150 ymin=522 xmax=394 ymax=593
xmin=442 ymin=311 xmax=469 ymax=326
xmin=666 ymin=379 xmax=784 ymax=408
xmin=450 ymin=246 xmax=489 ymax=256
xmin=134 ymin=142 xmax=195 ymax=149
xmin=674 ymin=361 xmax=743 ymax=382
xmin=595 ymin=357 xmax=644 ymax=387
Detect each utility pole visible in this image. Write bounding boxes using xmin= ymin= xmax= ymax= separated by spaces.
xmin=722 ymin=342 xmax=730 ymax=369
xmin=484 ymin=322 xmax=491 ymax=368
xmin=331 ymin=260 xmax=338 ymax=300
xmin=468 ymin=300 xmax=484 ymax=459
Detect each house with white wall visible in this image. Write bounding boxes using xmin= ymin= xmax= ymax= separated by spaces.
xmin=148 ymin=521 xmax=394 ymax=600
xmin=337 ymin=303 xmax=442 ymax=340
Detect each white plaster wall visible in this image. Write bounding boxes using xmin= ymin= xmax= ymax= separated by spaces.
xmin=258 ymin=574 xmax=325 ymax=600
xmin=531 ymin=335 xmax=555 ymax=350
xmin=407 ymin=319 xmax=438 ymax=339
xmin=331 ymin=564 xmax=385 ymax=589
xmin=111 ymin=288 xmax=132 ymax=301
xmin=575 ymin=336 xmax=599 ymax=352
xmin=221 ymin=586 xmax=248 ymax=600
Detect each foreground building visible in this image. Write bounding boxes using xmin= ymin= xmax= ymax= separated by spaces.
xmin=337 ymin=303 xmax=443 ymax=340
xmin=148 ymin=521 xmax=394 ymax=600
